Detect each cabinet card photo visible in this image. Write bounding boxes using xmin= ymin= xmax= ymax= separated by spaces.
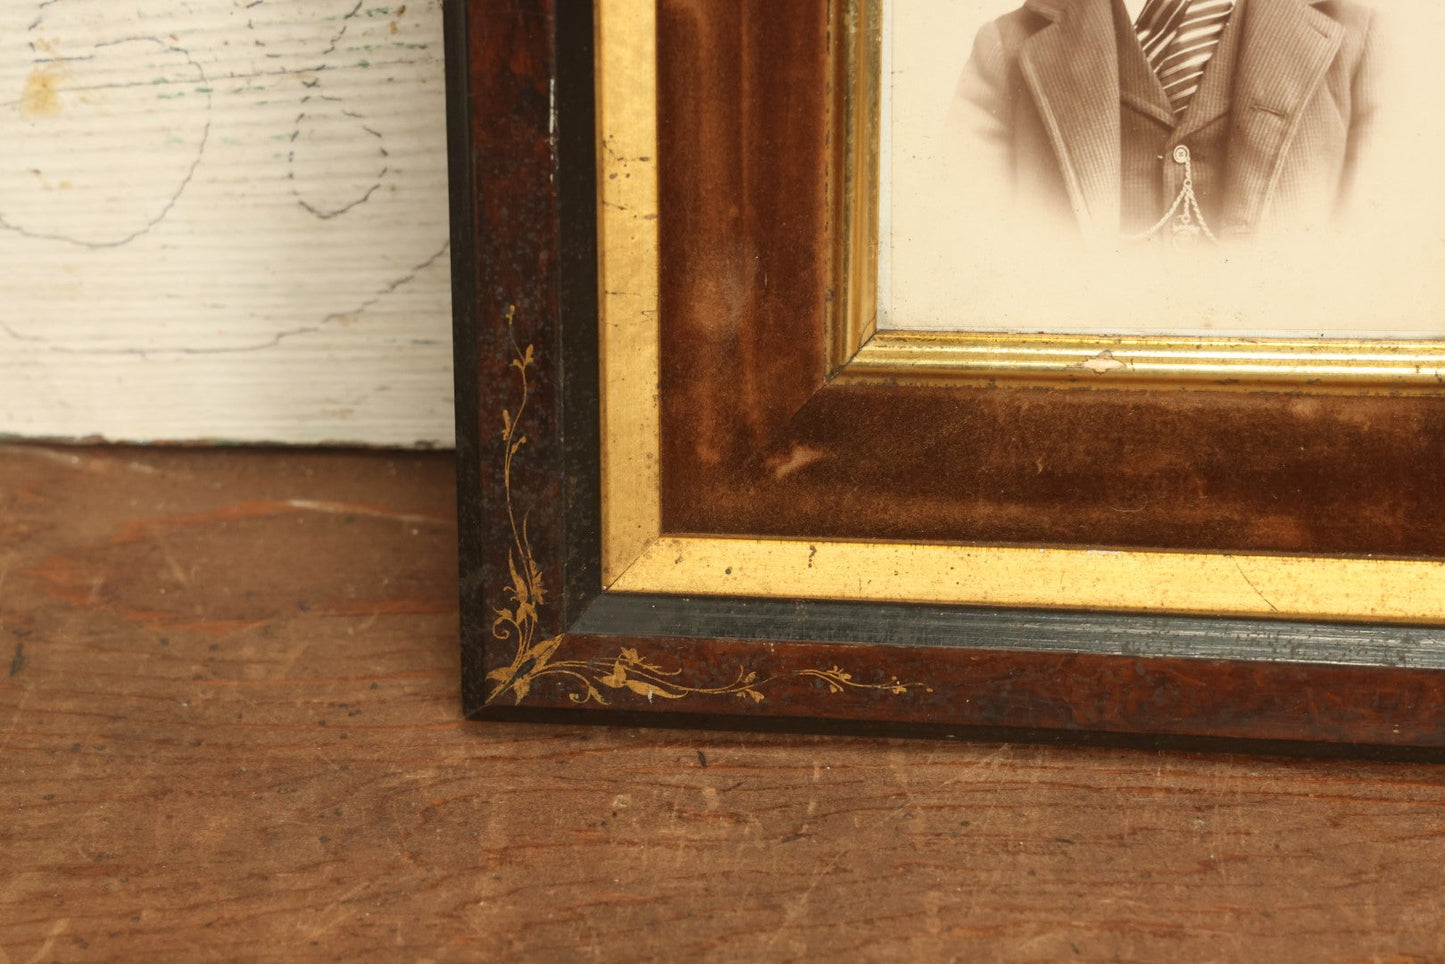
xmin=880 ymin=0 xmax=1445 ymax=337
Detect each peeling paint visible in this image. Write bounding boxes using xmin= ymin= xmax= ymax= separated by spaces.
xmin=1075 ymin=350 xmax=1128 ymax=375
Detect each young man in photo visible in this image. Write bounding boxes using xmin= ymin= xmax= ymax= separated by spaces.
xmin=950 ymin=0 xmax=1383 ymax=247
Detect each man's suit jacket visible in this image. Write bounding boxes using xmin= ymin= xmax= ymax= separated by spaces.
xmin=951 ymin=0 xmax=1383 ymax=246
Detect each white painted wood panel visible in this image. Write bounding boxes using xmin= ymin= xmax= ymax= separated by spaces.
xmin=0 ymin=0 xmax=454 ymax=446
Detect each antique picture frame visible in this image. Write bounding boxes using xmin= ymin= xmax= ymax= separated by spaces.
xmin=447 ymin=0 xmax=1445 ymax=747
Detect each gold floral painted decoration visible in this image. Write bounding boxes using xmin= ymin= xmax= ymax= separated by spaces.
xmin=485 ymin=309 xmax=929 ymax=707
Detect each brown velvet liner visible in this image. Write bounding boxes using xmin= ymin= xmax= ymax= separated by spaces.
xmin=656 ymin=1 xmax=1445 ymax=559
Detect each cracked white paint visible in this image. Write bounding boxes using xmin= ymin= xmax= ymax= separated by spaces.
xmin=1075 ymin=350 xmax=1128 ymax=375
xmin=0 ymin=0 xmax=453 ymax=446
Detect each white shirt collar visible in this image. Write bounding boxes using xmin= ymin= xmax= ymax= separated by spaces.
xmin=1123 ymin=0 xmax=1151 ymax=24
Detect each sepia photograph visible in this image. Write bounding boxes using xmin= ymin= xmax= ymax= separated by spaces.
xmin=881 ymin=0 xmax=1445 ymax=336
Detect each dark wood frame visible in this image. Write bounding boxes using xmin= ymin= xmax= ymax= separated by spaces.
xmin=447 ymin=0 xmax=1445 ymax=750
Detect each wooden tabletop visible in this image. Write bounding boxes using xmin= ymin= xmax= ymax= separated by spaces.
xmin=2 ymin=443 xmax=1441 ymax=962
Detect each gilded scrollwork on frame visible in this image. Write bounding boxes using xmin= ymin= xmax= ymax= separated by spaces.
xmin=485 ymin=310 xmax=930 ymax=707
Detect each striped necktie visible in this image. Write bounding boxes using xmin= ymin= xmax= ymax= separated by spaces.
xmin=1135 ymin=0 xmax=1236 ymax=115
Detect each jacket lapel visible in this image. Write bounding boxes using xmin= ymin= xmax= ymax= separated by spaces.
xmin=1115 ymin=0 xmax=1173 ymax=126
xmin=1020 ymin=0 xmax=1122 ymax=241
xmin=1223 ymin=0 xmax=1343 ymax=230
xmin=1171 ymin=0 xmax=1246 ymax=142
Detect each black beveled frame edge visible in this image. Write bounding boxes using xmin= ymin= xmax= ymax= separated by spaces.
xmin=447 ymin=0 xmax=1445 ymax=752
xmin=443 ymin=0 xmax=481 ymax=710
xmin=573 ymin=595 xmax=1445 ymax=673
xmin=447 ymin=0 xmax=603 ymax=713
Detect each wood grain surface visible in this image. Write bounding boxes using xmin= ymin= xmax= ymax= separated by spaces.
xmin=0 ymin=2 xmax=453 ymax=446
xmin=2 ymin=443 xmax=1443 ymax=962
